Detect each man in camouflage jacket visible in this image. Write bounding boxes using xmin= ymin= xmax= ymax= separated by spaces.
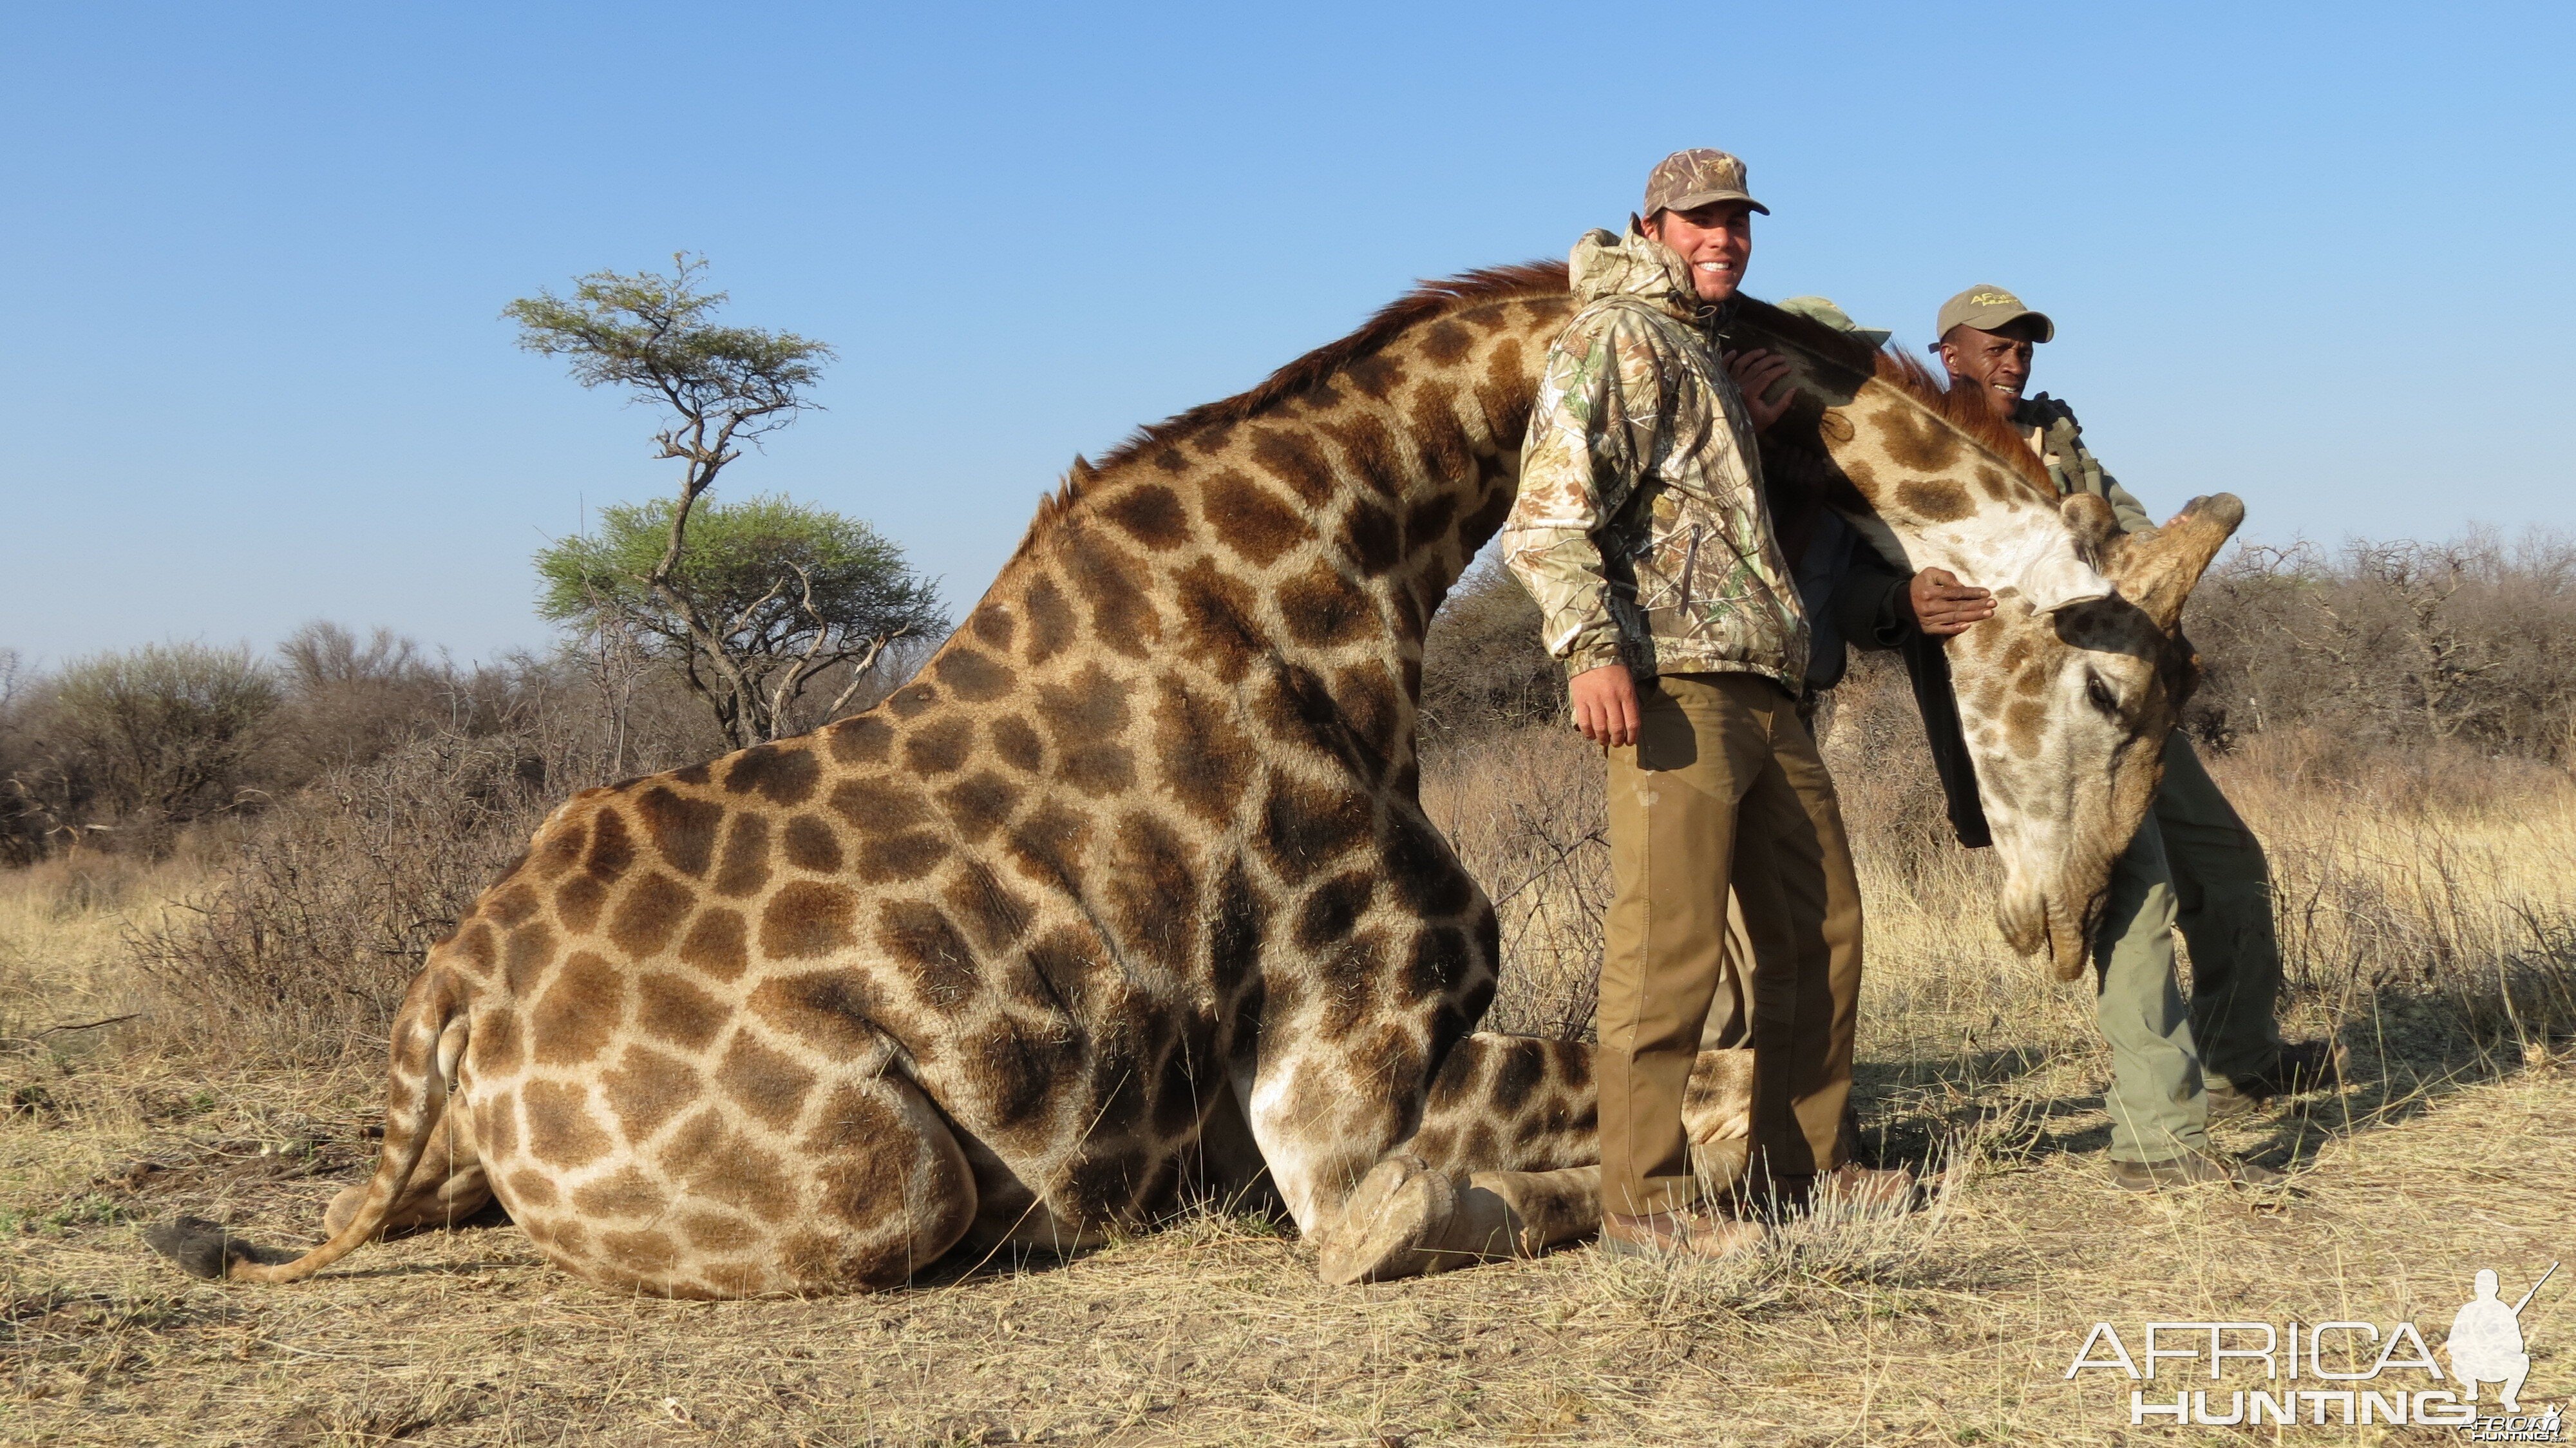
xmin=1501 ymin=150 xmax=1904 ymax=1260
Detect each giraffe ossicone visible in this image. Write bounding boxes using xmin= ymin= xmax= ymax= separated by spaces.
xmin=144 ymin=265 xmax=2234 ymax=1297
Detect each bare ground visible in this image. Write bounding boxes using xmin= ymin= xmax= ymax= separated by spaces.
xmin=5 ymin=723 xmax=2574 ymax=1445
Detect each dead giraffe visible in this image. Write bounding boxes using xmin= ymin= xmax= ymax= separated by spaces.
xmin=146 ymin=263 xmax=2235 ymax=1296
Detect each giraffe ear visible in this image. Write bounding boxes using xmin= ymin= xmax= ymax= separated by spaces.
xmin=2110 ymin=493 xmax=2245 ymax=631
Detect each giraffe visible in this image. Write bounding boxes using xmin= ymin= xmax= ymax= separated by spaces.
xmin=144 ymin=262 xmax=2237 ymax=1297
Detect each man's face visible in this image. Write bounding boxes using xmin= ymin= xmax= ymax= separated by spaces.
xmin=1646 ymin=201 xmax=1754 ymax=303
xmin=1938 ymin=319 xmax=2044 ymax=418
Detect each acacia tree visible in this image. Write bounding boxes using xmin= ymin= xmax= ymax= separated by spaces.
xmin=508 ymin=255 xmax=942 ymax=747
xmin=536 ymin=495 xmax=942 ymax=747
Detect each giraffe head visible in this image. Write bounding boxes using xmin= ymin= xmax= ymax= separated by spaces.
xmin=1730 ymin=300 xmax=2242 ymax=980
xmin=1953 ymin=491 xmax=2243 ymax=977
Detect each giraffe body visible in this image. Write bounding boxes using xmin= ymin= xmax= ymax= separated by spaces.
xmin=148 ymin=265 xmax=2235 ymax=1297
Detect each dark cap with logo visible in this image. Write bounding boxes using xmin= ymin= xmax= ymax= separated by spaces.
xmin=1643 ymin=149 xmax=1769 ymax=219
xmin=1935 ymin=284 xmax=2055 ymax=343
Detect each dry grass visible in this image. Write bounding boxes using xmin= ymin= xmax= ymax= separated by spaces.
xmin=5 ymin=692 xmax=2573 ymax=1444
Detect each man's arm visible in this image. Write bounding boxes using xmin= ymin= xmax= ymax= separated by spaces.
xmin=1501 ymin=308 xmax=1656 ymax=746
xmin=2098 ymin=466 xmax=2155 ymax=535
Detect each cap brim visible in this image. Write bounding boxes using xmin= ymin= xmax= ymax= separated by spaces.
xmin=1855 ymin=328 xmax=1893 ymax=348
xmin=1654 ymin=189 xmax=1770 ymax=217
xmin=1942 ymin=307 xmax=2055 ymax=343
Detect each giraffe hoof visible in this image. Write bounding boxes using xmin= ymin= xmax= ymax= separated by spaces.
xmin=1316 ymin=1154 xmax=1456 ymax=1286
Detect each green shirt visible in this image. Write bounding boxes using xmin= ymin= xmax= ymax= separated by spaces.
xmin=2013 ymin=393 xmax=2152 ymax=535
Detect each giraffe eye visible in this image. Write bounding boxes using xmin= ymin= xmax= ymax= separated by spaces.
xmin=2084 ymin=674 xmax=2119 ymax=714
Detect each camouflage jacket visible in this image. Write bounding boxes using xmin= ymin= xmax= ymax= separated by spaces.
xmin=1501 ymin=227 xmax=1807 ymax=687
xmin=2014 ymin=394 xmax=2152 ymax=534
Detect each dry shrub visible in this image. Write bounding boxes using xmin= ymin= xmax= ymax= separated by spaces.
xmin=1422 ymin=726 xmax=1608 ymax=1039
xmin=120 ymin=729 xmax=568 ymax=1067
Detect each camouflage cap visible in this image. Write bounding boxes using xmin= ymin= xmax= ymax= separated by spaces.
xmin=1934 ymin=284 xmax=2055 ymax=343
xmin=1777 ymin=295 xmax=1890 ymax=348
xmin=1643 ymin=148 xmax=1769 ymax=219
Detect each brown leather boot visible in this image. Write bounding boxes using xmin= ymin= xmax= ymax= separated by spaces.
xmin=1598 ymin=1205 xmax=1768 ymax=1262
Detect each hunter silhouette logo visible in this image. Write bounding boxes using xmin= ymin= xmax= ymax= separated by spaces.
xmin=2451 ymin=1263 xmax=2555 ymax=1415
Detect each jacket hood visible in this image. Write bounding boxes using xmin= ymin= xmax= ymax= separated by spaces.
xmin=1568 ymin=225 xmax=1702 ymax=321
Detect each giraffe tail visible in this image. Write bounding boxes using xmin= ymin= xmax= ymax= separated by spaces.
xmin=144 ymin=969 xmax=469 ymax=1286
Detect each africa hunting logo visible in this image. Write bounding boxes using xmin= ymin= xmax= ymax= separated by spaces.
xmin=2064 ymin=1263 xmax=2561 ymax=1437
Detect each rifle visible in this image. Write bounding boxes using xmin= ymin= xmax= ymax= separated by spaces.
xmin=2511 ymin=1261 xmax=2560 ymax=1316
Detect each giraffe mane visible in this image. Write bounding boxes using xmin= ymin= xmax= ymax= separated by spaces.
xmin=1736 ymin=297 xmax=2056 ymax=499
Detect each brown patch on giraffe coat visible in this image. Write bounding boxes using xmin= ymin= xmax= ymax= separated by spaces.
xmin=1345 ymin=352 xmax=1399 ymax=399
xmin=1339 ymin=497 xmax=1403 ymax=576
xmin=677 ymin=907 xmax=750 ymax=982
xmin=524 ymin=1078 xmax=611 ymax=1167
xmin=503 ymin=920 xmax=558 ymax=998
xmin=712 ymin=814 xmax=772 ymax=897
xmin=855 ymin=831 xmax=947 ymax=884
xmin=1101 ymin=482 xmax=1191 ymax=551
xmin=826 ymin=777 xmax=930 ymax=835
xmin=760 ymin=881 xmax=858 ymax=960
xmin=748 ymin=971 xmax=890 ymax=1057
xmin=571 ymin=1166 xmax=665 ymax=1219
xmin=1257 ymin=774 xmax=1374 ymax=881
xmin=1200 ymin=470 xmax=1313 ymax=568
xmin=635 ymin=786 xmax=723 ymax=877
xmin=724 ymin=745 xmax=821 ymax=806
xmin=1875 ymin=405 xmax=1967 ymax=473
xmin=603 ymin=1043 xmax=702 ymax=1144
xmin=878 ymin=902 xmax=978 ymax=1011
xmin=1065 ymin=537 xmax=1164 ymax=658
xmin=1404 ymin=381 xmax=1473 ymax=480
xmin=943 ymin=863 xmax=1032 ymax=951
xmin=476 ymin=1087 xmax=520 ymax=1157
xmin=1419 ymin=318 xmax=1472 ymax=363
xmin=714 ymin=1033 xmax=817 ymax=1132
xmin=679 ymin=1208 xmax=762 ymax=1256
xmin=529 ymin=816 xmax=586 ymax=882
xmin=584 ymin=808 xmax=636 ymax=878
xmin=634 ymin=972 xmax=726 ymax=1052
xmin=901 ymin=716 xmax=974 ymax=776
xmin=933 ymin=645 xmax=1014 ymax=702
xmin=504 ymin=1167 xmax=558 ymax=1209
xmin=1247 ymin=428 xmax=1336 ymax=507
xmin=1152 ymin=680 xmax=1251 ymax=826
xmin=553 ymin=873 xmax=609 ymax=935
xmin=826 ymin=714 xmax=895 ymax=765
xmin=1019 ymin=575 xmax=1076 ymax=666
xmin=531 ymin=951 xmax=625 ymax=1066
xmin=1276 ymin=566 xmax=1376 ymax=648
xmin=1332 ymin=663 xmax=1404 ymax=756
xmin=1036 ymin=665 xmax=1135 ymax=795
xmin=886 ymin=682 xmax=940 ymax=718
xmin=989 ymin=715 xmax=1045 ymax=773
xmin=453 ymin=918 xmax=498 ymax=973
xmin=937 ymin=771 xmax=1021 ymax=843
xmin=2003 ymin=699 xmax=2047 ymax=755
xmin=607 ymin=871 xmax=692 ymax=958
xmin=1295 ymin=871 xmax=1378 ymax=949
xmin=968 ymin=602 xmax=1017 ymax=650
xmin=596 ymin=1228 xmax=682 ymax=1276
xmin=1896 ymin=479 xmax=1975 ymax=523
xmin=486 ymin=882 xmax=541 ymax=930
xmin=1170 ymin=559 xmax=1263 ymax=685
xmin=1104 ymin=812 xmax=1197 ymax=958
xmin=781 ymin=814 xmax=842 ymax=873
xmin=672 ymin=762 xmax=712 ymax=786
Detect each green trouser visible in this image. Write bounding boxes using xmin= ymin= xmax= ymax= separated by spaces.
xmin=2094 ymin=733 xmax=2284 ymax=1162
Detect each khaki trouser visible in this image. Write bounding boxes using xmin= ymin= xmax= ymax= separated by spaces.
xmin=2093 ymin=732 xmax=2286 ymax=1161
xmin=1598 ymin=672 xmax=1863 ymax=1215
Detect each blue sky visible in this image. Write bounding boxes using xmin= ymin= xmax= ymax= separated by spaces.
xmin=5 ymin=2 xmax=2569 ymax=665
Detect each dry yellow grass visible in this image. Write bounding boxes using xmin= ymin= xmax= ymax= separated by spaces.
xmin=4 ymin=701 xmax=2573 ymax=1445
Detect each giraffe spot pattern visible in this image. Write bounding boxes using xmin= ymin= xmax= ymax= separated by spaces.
xmin=677 ymin=907 xmax=750 ymax=981
xmin=724 ymin=746 xmax=820 ymax=806
xmin=636 ymin=787 xmax=723 ymax=877
xmin=760 ymin=881 xmax=859 ymax=960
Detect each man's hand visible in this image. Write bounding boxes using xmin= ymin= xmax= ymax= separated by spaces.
xmin=1723 ymin=347 xmax=1795 ymax=432
xmin=1567 ymin=663 xmax=1642 ymax=748
xmin=1905 ymin=567 xmax=1996 ymax=636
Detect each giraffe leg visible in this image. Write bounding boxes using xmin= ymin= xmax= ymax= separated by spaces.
xmin=322 ymin=1098 xmax=491 ymax=1238
xmin=1320 ymin=1034 xmax=1761 ymax=1281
